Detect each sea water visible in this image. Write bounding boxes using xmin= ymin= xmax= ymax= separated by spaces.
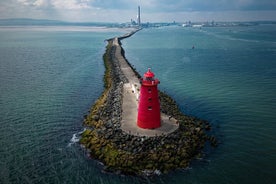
xmin=0 ymin=24 xmax=275 ymax=183
xmin=122 ymin=24 xmax=276 ymax=183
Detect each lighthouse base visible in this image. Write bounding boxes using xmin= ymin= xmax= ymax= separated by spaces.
xmin=137 ymin=120 xmax=160 ymax=129
xmin=121 ymin=83 xmax=178 ymax=136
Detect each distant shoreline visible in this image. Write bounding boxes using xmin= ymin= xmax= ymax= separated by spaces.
xmin=1 ymin=18 xmax=276 ymax=29
xmin=0 ymin=25 xmax=137 ymax=33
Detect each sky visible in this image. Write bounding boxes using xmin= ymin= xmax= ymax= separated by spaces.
xmin=0 ymin=0 xmax=276 ymax=22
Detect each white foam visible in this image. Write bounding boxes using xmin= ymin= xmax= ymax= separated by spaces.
xmin=142 ymin=169 xmax=162 ymax=176
xmin=67 ymin=128 xmax=86 ymax=147
xmin=70 ymin=133 xmax=79 ymax=143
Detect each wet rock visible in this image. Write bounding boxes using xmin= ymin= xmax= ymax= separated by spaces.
xmin=205 ymin=124 xmax=211 ymax=131
xmin=92 ymin=115 xmax=100 ymax=121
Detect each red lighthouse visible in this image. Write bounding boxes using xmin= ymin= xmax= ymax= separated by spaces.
xmin=137 ymin=68 xmax=161 ymax=129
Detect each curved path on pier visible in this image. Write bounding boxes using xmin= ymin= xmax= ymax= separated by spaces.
xmin=112 ymin=37 xmax=179 ymax=136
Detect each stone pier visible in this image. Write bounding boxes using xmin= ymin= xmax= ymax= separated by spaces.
xmin=111 ymin=38 xmax=179 ymax=136
xmin=80 ymin=31 xmax=216 ymax=175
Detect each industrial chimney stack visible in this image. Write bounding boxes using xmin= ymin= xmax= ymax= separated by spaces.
xmin=137 ymin=6 xmax=141 ymax=27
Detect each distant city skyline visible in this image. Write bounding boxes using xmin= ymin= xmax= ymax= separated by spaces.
xmin=0 ymin=0 xmax=275 ymax=23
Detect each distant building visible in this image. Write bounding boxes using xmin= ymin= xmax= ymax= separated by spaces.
xmin=131 ymin=19 xmax=136 ymax=25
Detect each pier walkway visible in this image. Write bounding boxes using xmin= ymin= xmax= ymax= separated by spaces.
xmin=112 ymin=37 xmax=179 ymax=137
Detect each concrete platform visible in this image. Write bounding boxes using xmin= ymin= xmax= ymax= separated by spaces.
xmin=113 ymin=38 xmax=179 ymax=137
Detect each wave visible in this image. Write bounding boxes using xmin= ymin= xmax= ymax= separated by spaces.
xmin=67 ymin=128 xmax=86 ymax=147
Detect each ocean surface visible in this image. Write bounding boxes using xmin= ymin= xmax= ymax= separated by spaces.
xmin=0 ymin=24 xmax=276 ymax=183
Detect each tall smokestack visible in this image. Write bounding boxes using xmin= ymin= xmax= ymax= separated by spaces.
xmin=137 ymin=6 xmax=141 ymax=27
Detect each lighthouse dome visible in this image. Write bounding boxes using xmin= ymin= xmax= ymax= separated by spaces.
xmin=144 ymin=68 xmax=155 ymax=78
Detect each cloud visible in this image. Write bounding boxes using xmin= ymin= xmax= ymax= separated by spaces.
xmin=14 ymin=0 xmax=276 ymax=12
xmin=1 ymin=0 xmax=275 ymax=22
xmin=17 ymin=0 xmax=93 ymax=10
xmin=52 ymin=0 xmax=91 ymax=10
xmin=17 ymin=0 xmax=32 ymax=6
xmin=140 ymin=0 xmax=276 ymax=12
xmin=91 ymin=0 xmax=134 ymax=10
xmin=33 ymin=0 xmax=51 ymax=8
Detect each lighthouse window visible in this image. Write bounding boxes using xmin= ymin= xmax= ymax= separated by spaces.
xmin=148 ymin=88 xmax=152 ymax=93
xmin=148 ymin=106 xmax=152 ymax=110
xmin=148 ymin=97 xmax=152 ymax=102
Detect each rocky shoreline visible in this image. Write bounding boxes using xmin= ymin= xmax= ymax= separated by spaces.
xmin=80 ymin=30 xmax=217 ymax=176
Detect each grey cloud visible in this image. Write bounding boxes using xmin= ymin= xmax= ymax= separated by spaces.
xmin=11 ymin=0 xmax=276 ymax=12
xmin=91 ymin=0 xmax=134 ymax=10
xmin=1 ymin=0 xmax=275 ymax=22
xmin=143 ymin=0 xmax=276 ymax=12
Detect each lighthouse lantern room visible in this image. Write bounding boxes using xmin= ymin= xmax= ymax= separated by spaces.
xmin=137 ymin=68 xmax=161 ymax=129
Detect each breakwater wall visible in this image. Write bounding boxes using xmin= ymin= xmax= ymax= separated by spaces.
xmin=80 ymin=29 xmax=217 ymax=176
